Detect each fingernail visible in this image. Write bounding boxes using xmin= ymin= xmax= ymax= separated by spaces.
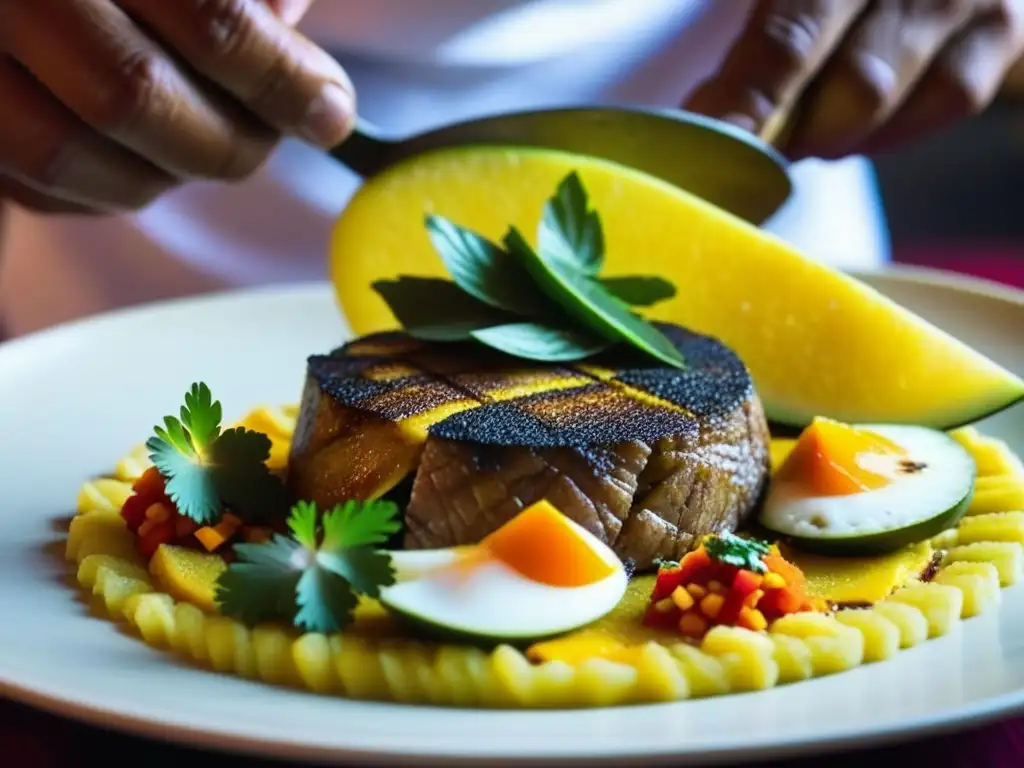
xmin=299 ymin=83 xmax=355 ymax=148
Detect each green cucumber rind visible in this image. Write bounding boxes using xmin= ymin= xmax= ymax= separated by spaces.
xmin=377 ymin=596 xmax=614 ymax=649
xmin=762 ymin=488 xmax=972 ymax=557
xmin=759 ymin=426 xmax=977 ymax=556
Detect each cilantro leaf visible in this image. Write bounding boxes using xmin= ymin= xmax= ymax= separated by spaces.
xmin=147 ymin=418 xmax=221 ymax=525
xmin=146 ymin=384 xmax=292 ymax=526
xmin=321 ymin=500 xmax=402 ymax=549
xmin=704 ymin=532 xmax=771 ymax=574
xmin=539 ymin=171 xmax=604 ymax=275
xmin=295 ymin=567 xmax=360 ymax=633
xmin=215 ymin=558 xmax=302 ymax=625
xmin=211 ymin=427 xmax=293 ymax=524
xmin=181 ymin=382 xmax=221 ymax=449
xmin=288 ymin=500 xmax=320 ymax=550
xmin=215 ymin=500 xmax=401 ymax=633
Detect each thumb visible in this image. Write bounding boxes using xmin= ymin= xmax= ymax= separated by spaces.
xmin=265 ymin=0 xmax=316 ymax=26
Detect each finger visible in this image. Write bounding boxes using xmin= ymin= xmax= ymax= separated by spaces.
xmin=0 ymin=57 xmax=175 ymax=212
xmin=265 ymin=0 xmax=317 ymax=26
xmin=117 ymin=0 xmax=356 ymax=148
xmin=859 ymin=4 xmax=1024 ymax=156
xmin=0 ymin=175 xmax=105 ymax=216
xmin=1 ymin=0 xmax=277 ymax=180
xmin=684 ymin=0 xmax=869 ymax=136
xmin=785 ymin=0 xmax=980 ymax=158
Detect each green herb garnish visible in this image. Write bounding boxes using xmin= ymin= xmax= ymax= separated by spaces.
xmin=539 ymin=172 xmax=604 ymax=275
xmin=704 ymin=532 xmax=772 ymax=574
xmin=372 ymin=171 xmax=684 ymax=368
xmin=215 ymin=500 xmax=401 ymax=633
xmin=146 ymin=383 xmax=291 ymax=525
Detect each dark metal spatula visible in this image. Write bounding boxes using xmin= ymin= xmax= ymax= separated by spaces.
xmin=329 ymin=105 xmax=797 ymax=226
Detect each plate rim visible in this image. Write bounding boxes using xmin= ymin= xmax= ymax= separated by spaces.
xmin=3 ymin=265 xmax=1024 ymax=766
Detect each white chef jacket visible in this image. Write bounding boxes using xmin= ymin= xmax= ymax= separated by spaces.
xmin=0 ymin=0 xmax=890 ymax=338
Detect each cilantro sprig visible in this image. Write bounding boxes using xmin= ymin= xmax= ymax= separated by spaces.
xmin=215 ymin=500 xmax=401 ymax=633
xmin=704 ymin=532 xmax=772 ymax=574
xmin=372 ymin=172 xmax=683 ymax=368
xmin=146 ymin=383 xmax=292 ymax=525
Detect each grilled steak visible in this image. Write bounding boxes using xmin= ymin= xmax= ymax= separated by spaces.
xmin=288 ymin=325 xmax=770 ymax=570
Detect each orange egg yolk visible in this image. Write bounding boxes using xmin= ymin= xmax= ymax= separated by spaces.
xmin=774 ymin=417 xmax=906 ymax=497
xmin=481 ymin=500 xmax=617 ymax=587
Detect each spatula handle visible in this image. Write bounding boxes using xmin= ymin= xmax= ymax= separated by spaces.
xmin=329 ymin=118 xmax=394 ymax=178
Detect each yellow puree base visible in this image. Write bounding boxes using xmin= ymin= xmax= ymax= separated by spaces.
xmin=66 ymin=406 xmax=1024 ymax=708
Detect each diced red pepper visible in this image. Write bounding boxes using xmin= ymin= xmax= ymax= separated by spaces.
xmin=643 ymin=537 xmax=822 ymax=640
xmin=651 ymin=566 xmax=686 ymax=602
xmin=138 ymin=518 xmax=177 ymax=559
xmin=731 ymin=569 xmax=763 ymax=597
xmin=121 ymin=466 xmax=172 ymax=533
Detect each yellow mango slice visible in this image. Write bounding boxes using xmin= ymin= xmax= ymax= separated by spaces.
xmin=149 ymin=544 xmax=227 ymax=613
xmin=330 ymin=147 xmax=1024 ymax=428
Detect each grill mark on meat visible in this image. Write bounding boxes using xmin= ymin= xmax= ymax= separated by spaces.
xmin=292 ymin=324 xmax=771 ymax=570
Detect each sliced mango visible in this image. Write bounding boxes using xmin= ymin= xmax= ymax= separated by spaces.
xmin=330 ymin=146 xmax=1024 ymax=429
xmin=149 ymin=544 xmax=227 ymax=613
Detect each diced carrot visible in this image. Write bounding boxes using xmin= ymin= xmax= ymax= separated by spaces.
xmin=194 ymin=513 xmax=243 ymax=552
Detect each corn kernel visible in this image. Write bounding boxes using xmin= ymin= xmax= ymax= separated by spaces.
xmin=763 ymin=572 xmax=786 ymax=590
xmin=679 ymin=611 xmax=708 ymax=638
xmin=744 ymin=589 xmax=765 ymax=609
xmin=700 ymin=592 xmax=725 ymax=619
xmin=686 ymin=583 xmax=707 ymax=599
xmin=738 ymin=607 xmax=768 ymax=632
xmin=671 ymin=586 xmax=695 ymax=611
xmin=707 ymin=580 xmax=727 ymax=595
xmin=654 ymin=597 xmax=676 ymax=613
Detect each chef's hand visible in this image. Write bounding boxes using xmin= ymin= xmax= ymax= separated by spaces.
xmin=685 ymin=0 xmax=1024 ymax=159
xmin=0 ymin=0 xmax=354 ymax=215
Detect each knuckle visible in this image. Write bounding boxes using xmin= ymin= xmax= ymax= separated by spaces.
xmin=213 ymin=133 xmax=277 ymax=181
xmin=87 ymin=49 xmax=167 ymax=135
xmin=760 ymin=8 xmax=824 ymax=85
xmin=935 ymin=63 xmax=990 ymax=115
xmin=840 ymin=50 xmax=900 ymax=117
xmin=189 ymin=0 xmax=256 ymax=62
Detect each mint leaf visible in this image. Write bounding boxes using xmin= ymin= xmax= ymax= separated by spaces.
xmin=471 ymin=322 xmax=610 ymax=362
xmin=424 ymin=215 xmax=543 ymax=316
xmin=507 ymin=226 xmax=686 ymax=369
xmin=539 ymin=172 xmax=604 ymax=275
xmin=600 ymin=276 xmax=677 ymax=308
xmin=372 ymin=277 xmax=516 ymax=340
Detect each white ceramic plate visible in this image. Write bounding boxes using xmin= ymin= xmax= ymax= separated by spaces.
xmin=2 ymin=267 xmax=1023 ymax=766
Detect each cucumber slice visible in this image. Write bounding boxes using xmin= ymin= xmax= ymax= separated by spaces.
xmin=759 ymin=425 xmax=976 ymax=556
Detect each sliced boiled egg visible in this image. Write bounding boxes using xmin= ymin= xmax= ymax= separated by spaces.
xmin=760 ymin=418 xmax=975 ymax=555
xmin=379 ymin=500 xmax=628 ymax=644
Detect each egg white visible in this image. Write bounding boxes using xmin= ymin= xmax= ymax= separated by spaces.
xmin=381 ymin=518 xmax=628 ymax=641
xmin=761 ymin=425 xmax=975 ymax=539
